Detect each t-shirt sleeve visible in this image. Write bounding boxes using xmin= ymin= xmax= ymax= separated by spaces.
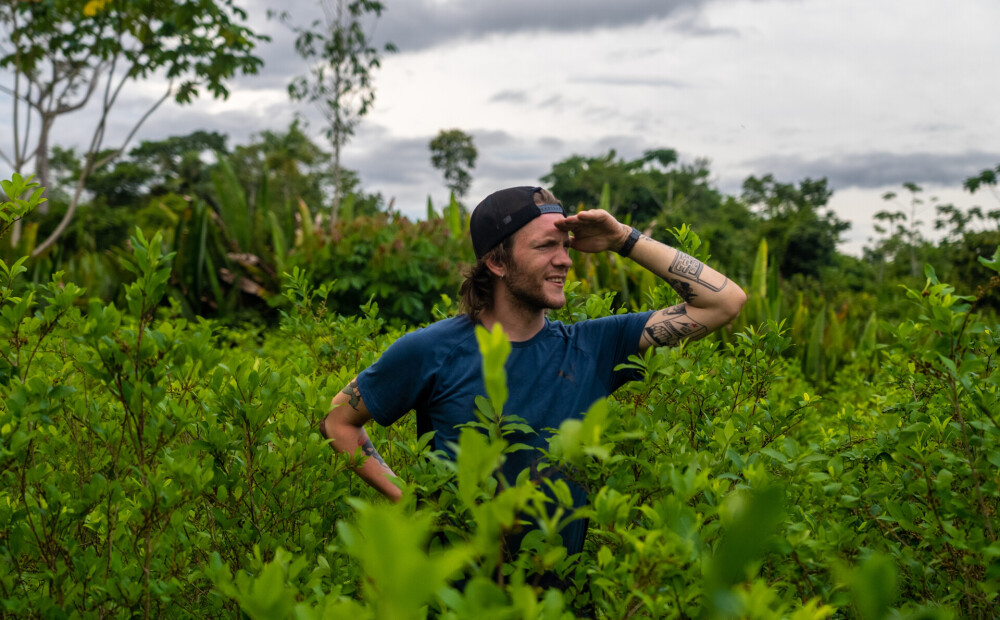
xmin=579 ymin=310 xmax=655 ymax=391
xmin=356 ymin=329 xmax=435 ymax=427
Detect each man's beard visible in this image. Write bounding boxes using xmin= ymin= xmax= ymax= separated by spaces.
xmin=503 ymin=260 xmax=565 ymax=312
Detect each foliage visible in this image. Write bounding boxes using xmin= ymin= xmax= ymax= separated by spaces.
xmin=0 ymin=174 xmax=46 ymax=242
xmin=0 ymin=0 xmax=267 ymax=255
xmin=430 ymin=129 xmax=478 ymax=199
xmin=3 ymin=168 xmax=998 ymax=616
xmin=278 ymin=0 xmax=396 ymax=223
xmin=541 ymin=149 xmax=725 ymax=228
xmin=292 ymin=212 xmax=472 ymax=326
xmin=741 ymin=175 xmax=849 ymax=280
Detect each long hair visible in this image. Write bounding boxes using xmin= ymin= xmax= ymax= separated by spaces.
xmin=459 ymin=240 xmax=511 ymax=321
xmin=459 ymin=188 xmax=561 ymax=320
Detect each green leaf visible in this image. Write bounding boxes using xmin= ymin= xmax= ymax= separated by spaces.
xmin=475 ymin=324 xmax=511 ymax=416
xmin=851 ymin=553 xmax=898 ymax=620
xmin=978 ymin=246 xmax=1000 ymax=274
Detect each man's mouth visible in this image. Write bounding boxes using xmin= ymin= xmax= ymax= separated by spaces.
xmin=545 ymin=276 xmax=566 ymax=285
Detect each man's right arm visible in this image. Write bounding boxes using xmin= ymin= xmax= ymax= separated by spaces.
xmin=319 ymin=377 xmax=402 ymax=502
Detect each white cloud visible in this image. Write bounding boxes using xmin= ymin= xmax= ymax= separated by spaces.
xmin=2 ymin=0 xmax=997 ymax=260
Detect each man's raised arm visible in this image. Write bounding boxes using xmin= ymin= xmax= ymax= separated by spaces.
xmin=555 ymin=209 xmax=746 ymax=352
xmin=319 ymin=377 xmax=402 ymax=502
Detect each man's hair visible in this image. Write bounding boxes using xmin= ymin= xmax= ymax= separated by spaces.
xmin=459 ymin=238 xmax=512 ymax=321
xmin=459 ymin=188 xmax=561 ymax=320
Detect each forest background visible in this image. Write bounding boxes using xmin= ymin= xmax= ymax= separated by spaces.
xmin=1 ymin=1 xmax=999 ymax=618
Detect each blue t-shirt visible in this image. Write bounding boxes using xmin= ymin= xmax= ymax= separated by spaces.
xmin=357 ymin=311 xmax=653 ymax=554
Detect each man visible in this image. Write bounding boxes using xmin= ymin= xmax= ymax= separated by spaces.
xmin=319 ymin=185 xmax=745 ymax=557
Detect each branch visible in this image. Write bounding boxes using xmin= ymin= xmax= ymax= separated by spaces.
xmin=32 ymin=159 xmax=86 ymax=257
xmin=32 ymin=78 xmax=174 ymax=258
xmin=87 ymin=29 xmax=127 ymax=160
xmin=0 ymin=82 xmax=29 ymax=102
xmin=94 ymin=81 xmax=172 ymax=170
xmin=52 ymin=64 xmax=103 ymax=116
xmin=12 ymin=45 xmax=22 ymax=168
xmin=19 ymin=80 xmax=34 ymax=166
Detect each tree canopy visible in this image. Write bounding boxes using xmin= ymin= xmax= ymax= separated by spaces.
xmin=0 ymin=0 xmax=267 ymax=254
xmin=429 ymin=129 xmax=478 ymax=199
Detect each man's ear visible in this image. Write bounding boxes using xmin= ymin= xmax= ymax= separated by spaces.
xmin=485 ymin=255 xmax=505 ymax=278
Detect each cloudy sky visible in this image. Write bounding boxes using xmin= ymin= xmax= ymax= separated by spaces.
xmin=3 ymin=0 xmax=999 ymax=255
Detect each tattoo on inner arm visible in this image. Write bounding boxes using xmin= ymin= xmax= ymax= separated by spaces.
xmin=668 ymin=251 xmax=729 ymax=292
xmin=359 ymin=435 xmax=389 ymax=469
xmin=642 ymin=304 xmax=708 ymax=347
xmin=342 ymin=380 xmax=362 ymax=410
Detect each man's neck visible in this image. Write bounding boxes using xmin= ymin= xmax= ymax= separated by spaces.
xmin=478 ymin=293 xmax=547 ymax=342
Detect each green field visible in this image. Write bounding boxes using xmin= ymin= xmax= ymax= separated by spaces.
xmin=2 ymin=164 xmax=1000 ymax=618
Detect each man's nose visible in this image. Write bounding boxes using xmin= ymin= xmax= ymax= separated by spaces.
xmin=554 ymin=245 xmax=572 ymax=267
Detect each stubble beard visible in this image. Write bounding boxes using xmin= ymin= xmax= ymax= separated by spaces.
xmin=503 ymin=259 xmax=566 ymax=313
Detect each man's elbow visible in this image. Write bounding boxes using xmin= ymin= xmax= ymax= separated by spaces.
xmin=320 ymin=407 xmax=364 ymax=448
xmin=720 ymin=284 xmax=747 ymax=324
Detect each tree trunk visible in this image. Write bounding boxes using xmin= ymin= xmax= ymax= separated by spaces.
xmin=34 ymin=113 xmax=55 ymax=214
xmin=32 ymin=152 xmax=88 ymax=257
xmin=330 ymin=138 xmax=341 ymax=233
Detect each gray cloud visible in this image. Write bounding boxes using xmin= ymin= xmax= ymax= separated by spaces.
xmin=340 ymin=127 xmax=678 ymax=217
xmin=490 ymin=90 xmax=529 ymax=104
xmin=665 ymin=7 xmax=741 ymax=37
xmin=231 ymin=0 xmax=723 ymax=99
xmin=343 ymin=126 xmax=549 ymax=216
xmin=538 ymin=95 xmax=566 ymax=110
xmin=140 ymin=99 xmax=299 ymax=148
xmin=348 ymin=130 xmax=431 ymax=187
xmin=538 ymin=137 xmax=565 ymax=150
xmin=474 ymin=130 xmax=518 ymax=149
xmin=370 ymin=0 xmax=719 ymax=53
xmin=569 ymin=75 xmax=688 ymax=88
xmin=237 ymin=0 xmax=710 ymax=75
xmin=745 ymin=151 xmax=1000 ymax=190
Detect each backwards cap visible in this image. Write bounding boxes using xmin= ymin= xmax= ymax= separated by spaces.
xmin=470 ymin=186 xmax=565 ymax=259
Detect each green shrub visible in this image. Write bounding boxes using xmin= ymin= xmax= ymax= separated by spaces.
xmin=2 ymin=173 xmax=998 ymax=618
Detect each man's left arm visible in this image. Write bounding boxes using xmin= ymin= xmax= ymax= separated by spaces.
xmin=556 ymin=209 xmax=746 ymax=353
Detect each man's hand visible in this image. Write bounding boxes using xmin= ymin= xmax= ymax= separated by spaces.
xmin=554 ymin=209 xmax=631 ymax=254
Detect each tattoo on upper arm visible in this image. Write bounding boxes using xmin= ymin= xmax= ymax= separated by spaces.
xmin=342 ymin=379 xmax=362 ymax=410
xmin=359 ymin=436 xmax=388 ymax=468
xmin=642 ymin=304 xmax=708 ymax=347
xmin=668 ymin=251 xmax=729 ymax=292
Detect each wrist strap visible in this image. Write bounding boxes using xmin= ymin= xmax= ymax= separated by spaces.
xmin=616 ymin=226 xmax=641 ymax=257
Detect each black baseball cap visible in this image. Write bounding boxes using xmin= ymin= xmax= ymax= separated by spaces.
xmin=470 ymin=186 xmax=565 ymax=259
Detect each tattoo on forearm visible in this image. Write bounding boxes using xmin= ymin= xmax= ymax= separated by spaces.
xmin=359 ymin=436 xmax=388 ymax=469
xmin=642 ymin=304 xmax=708 ymax=347
xmin=668 ymin=251 xmax=729 ymax=292
xmin=342 ymin=380 xmax=362 ymax=410
xmin=667 ymin=278 xmax=696 ymax=303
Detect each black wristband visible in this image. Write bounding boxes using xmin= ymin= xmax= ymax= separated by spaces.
xmin=616 ymin=226 xmax=641 ymax=257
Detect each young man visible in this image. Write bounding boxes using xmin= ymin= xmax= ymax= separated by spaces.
xmin=319 ymin=186 xmax=746 ymax=556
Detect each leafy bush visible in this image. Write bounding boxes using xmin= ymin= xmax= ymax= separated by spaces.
xmin=2 ymin=174 xmax=999 ymax=618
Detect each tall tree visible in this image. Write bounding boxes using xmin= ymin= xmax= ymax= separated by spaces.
xmin=429 ymin=129 xmax=477 ymax=199
xmin=128 ymin=130 xmax=229 ymax=197
xmin=541 ymin=149 xmax=757 ymax=274
xmin=281 ymin=0 xmax=395 ymax=229
xmin=0 ymin=0 xmax=267 ymax=254
xmin=741 ymin=175 xmax=849 ymax=279
xmin=541 ymin=149 xmax=723 ymax=226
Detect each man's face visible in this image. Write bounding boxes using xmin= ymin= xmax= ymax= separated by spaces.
xmin=503 ymin=213 xmax=573 ymax=311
